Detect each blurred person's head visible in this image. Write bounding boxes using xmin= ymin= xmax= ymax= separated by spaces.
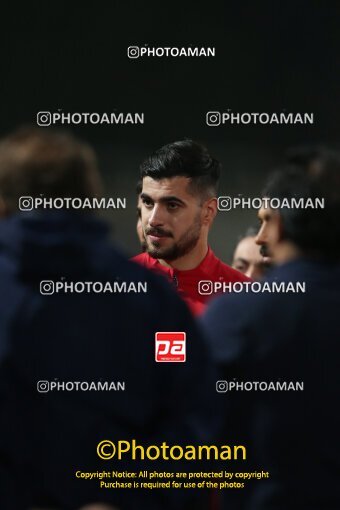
xmin=136 ymin=180 xmax=146 ymax=251
xmin=0 ymin=126 xmax=102 ymax=217
xmin=256 ymin=148 xmax=340 ymax=264
xmin=286 ymin=144 xmax=328 ymax=171
xmin=255 ymin=205 xmax=281 ymax=264
xmin=232 ymin=226 xmax=271 ymax=279
xmin=139 ymin=139 xmax=220 ymax=268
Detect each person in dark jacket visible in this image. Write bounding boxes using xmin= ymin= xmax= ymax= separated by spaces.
xmin=202 ymin=149 xmax=340 ymax=510
xmin=0 ymin=128 xmax=219 ymax=510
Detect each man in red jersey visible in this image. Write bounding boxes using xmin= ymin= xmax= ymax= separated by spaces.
xmin=132 ymin=139 xmax=250 ymax=314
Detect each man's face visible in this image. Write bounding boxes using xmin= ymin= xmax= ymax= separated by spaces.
xmin=232 ymin=236 xmax=271 ymax=279
xmin=141 ymin=176 xmax=205 ymax=261
xmin=255 ymin=202 xmax=282 ymax=263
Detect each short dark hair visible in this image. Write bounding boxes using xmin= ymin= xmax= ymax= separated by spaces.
xmin=136 ymin=179 xmax=142 ymax=196
xmin=140 ymin=139 xmax=221 ymax=199
xmin=263 ymin=148 xmax=340 ymax=260
xmin=0 ymin=126 xmax=102 ymax=212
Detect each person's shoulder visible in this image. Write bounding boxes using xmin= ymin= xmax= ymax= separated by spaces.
xmin=270 ymin=258 xmax=340 ymax=285
xmin=125 ymin=253 xmax=185 ymax=306
xmin=131 ymin=252 xmax=149 ymax=265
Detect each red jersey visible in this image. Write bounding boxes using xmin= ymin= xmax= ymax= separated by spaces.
xmin=131 ymin=247 xmax=251 ymax=315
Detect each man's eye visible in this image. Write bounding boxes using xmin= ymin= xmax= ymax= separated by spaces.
xmin=235 ymin=263 xmax=247 ymax=272
xmin=142 ymin=199 xmax=153 ymax=208
xmin=167 ymin=202 xmax=179 ymax=210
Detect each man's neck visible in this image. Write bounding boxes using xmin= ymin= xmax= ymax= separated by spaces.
xmin=158 ymin=242 xmax=209 ymax=271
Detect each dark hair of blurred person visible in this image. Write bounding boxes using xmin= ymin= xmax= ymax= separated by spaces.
xmin=0 ymin=126 xmax=102 ymax=216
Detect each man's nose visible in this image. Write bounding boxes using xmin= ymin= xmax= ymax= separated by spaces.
xmin=148 ymin=204 xmax=165 ymax=227
xmin=255 ymin=225 xmax=266 ymax=246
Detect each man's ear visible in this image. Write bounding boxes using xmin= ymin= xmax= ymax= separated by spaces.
xmin=202 ymin=197 xmax=218 ymax=226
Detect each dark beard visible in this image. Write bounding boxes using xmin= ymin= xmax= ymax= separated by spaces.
xmin=146 ymin=216 xmax=202 ymax=262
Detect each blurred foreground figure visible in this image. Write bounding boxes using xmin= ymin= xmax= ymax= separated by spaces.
xmin=202 ymin=149 xmax=340 ymax=510
xmin=0 ymin=128 xmax=218 ymax=510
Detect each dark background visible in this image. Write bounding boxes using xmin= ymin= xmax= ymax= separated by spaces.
xmin=1 ymin=1 xmax=340 ymax=260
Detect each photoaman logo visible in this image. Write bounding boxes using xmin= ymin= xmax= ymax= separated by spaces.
xmin=97 ymin=439 xmax=247 ymax=461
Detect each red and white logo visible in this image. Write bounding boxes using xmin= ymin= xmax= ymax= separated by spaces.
xmin=155 ymin=332 xmax=186 ymax=362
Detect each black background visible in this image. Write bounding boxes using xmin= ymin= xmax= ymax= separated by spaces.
xmin=1 ymin=1 xmax=340 ymax=258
